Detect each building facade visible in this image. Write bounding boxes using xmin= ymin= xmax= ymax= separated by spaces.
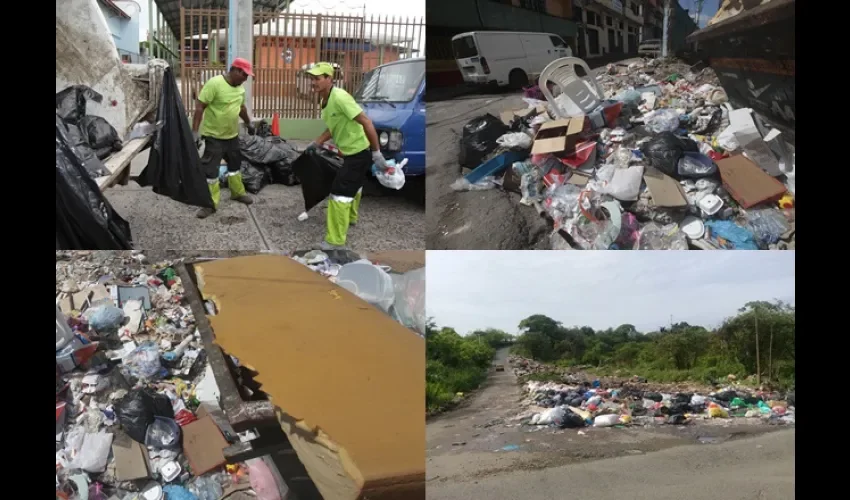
xmin=98 ymin=0 xmax=143 ymax=63
xmin=571 ymin=0 xmax=645 ymax=60
xmin=427 ymin=0 xmax=579 ymax=87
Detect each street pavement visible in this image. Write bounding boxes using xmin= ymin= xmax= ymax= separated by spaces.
xmin=425 ymin=59 xmax=644 ymax=250
xmin=105 ymin=142 xmax=424 ymax=252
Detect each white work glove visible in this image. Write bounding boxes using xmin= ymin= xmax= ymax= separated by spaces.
xmin=192 ymin=130 xmax=202 ymax=148
xmin=372 ymin=151 xmax=389 ymax=172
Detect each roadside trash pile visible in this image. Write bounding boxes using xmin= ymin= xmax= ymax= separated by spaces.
xmin=452 ymin=58 xmax=795 ymax=250
xmin=290 ymin=250 xmax=426 ymax=336
xmin=56 ymin=252 xmax=286 ymax=500
xmin=519 ymin=379 xmax=795 ymax=430
xmin=504 ymin=356 xmax=795 ymax=430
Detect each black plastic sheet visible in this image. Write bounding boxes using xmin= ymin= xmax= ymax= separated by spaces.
xmin=64 ymin=123 xmax=110 ymax=177
xmin=56 ymin=114 xmax=133 ymax=250
xmin=56 ymin=85 xmax=103 ymax=124
xmin=459 ymin=114 xmax=508 ymax=169
xmin=237 ymin=161 xmax=271 ymax=194
xmin=137 ymin=67 xmax=214 ymax=209
xmin=291 ymin=149 xmax=342 ymax=211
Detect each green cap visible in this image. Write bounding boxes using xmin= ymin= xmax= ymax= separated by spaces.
xmin=306 ymin=62 xmax=335 ymax=77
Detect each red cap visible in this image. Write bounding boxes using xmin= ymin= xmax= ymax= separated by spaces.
xmin=232 ymin=57 xmax=254 ymax=77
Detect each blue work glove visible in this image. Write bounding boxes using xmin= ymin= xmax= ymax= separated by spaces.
xmin=372 ymin=151 xmax=389 ymax=172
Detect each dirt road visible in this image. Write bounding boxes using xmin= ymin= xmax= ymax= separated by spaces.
xmin=426 ymin=349 xmax=794 ymax=497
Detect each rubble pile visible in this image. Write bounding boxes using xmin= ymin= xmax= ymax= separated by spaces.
xmin=55 ymin=251 xmax=283 ymax=500
xmin=453 ymin=58 xmax=795 ymax=250
xmin=506 ymin=357 xmax=795 ymax=431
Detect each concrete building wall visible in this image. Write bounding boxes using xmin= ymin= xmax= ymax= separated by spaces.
xmin=99 ymin=1 xmax=141 ymax=58
xmin=574 ymin=0 xmax=643 ymax=59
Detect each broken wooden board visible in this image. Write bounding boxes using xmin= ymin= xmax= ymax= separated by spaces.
xmin=95 ymin=136 xmax=152 ymax=191
xmin=196 ymin=255 xmax=425 ymax=500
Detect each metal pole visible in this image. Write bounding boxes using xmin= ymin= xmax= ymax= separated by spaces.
xmin=228 ymin=0 xmax=237 ymax=69
xmin=148 ymin=0 xmax=154 ymax=61
xmin=661 ymin=0 xmax=670 ymax=58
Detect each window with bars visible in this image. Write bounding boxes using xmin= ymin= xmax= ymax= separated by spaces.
xmin=630 ymin=2 xmax=640 ymax=16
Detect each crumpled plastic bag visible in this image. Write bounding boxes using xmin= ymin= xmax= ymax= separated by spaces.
xmin=536 ymin=407 xmax=566 ymax=425
xmin=391 ymin=267 xmax=425 ymax=335
xmin=640 ymin=132 xmax=700 ymax=178
xmin=460 ymin=114 xmax=508 ymax=168
xmin=593 ymin=414 xmax=621 ymax=427
xmin=636 ymin=222 xmax=689 ymax=250
xmin=645 ymin=109 xmax=682 ymax=133
xmin=72 ymin=432 xmax=113 ymax=473
xmin=56 ymin=85 xmax=103 ymax=124
xmin=596 ymin=164 xmax=644 ymax=201
xmin=496 ymin=132 xmax=533 ymax=150
xmin=83 ymin=304 xmax=126 ymax=332
xmin=372 ymin=160 xmax=406 ymax=190
xmin=145 ymin=416 xmax=181 ymax=450
xmin=122 ymin=342 xmax=163 ymax=381
xmin=451 ymin=176 xmax=497 ymax=192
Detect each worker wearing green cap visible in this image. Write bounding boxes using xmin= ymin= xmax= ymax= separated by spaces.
xmin=304 ymin=62 xmax=389 ymax=249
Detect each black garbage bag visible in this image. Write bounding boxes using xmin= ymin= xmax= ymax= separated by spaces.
xmin=714 ymin=390 xmax=737 ymax=402
xmin=270 ymin=160 xmax=300 ymax=186
xmin=63 ymin=122 xmax=110 ymax=177
xmin=459 ymin=114 xmax=508 ymax=168
xmin=240 ymin=134 xmax=300 ymax=166
xmin=558 ymin=412 xmax=587 ymax=429
xmin=137 ymin=67 xmax=214 ymax=209
xmin=114 ymin=388 xmax=175 ymax=444
xmin=81 ymin=115 xmax=123 ymax=159
xmin=666 ymin=414 xmax=688 ymax=425
xmin=292 ymin=148 xmax=343 ymax=212
xmin=56 ymin=85 xmax=103 ymax=124
xmin=640 ymin=132 xmax=700 ymax=178
xmin=670 ymin=402 xmax=691 ymax=414
xmin=643 ymin=392 xmax=663 ymax=402
xmin=673 ymin=393 xmax=692 ymax=404
xmin=255 ymin=119 xmax=273 ymax=137
xmin=56 ymin=114 xmax=133 ymax=250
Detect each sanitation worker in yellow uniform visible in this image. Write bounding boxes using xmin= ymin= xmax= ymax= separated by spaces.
xmin=191 ymin=57 xmax=257 ymax=219
xmin=304 ymin=62 xmax=388 ymax=249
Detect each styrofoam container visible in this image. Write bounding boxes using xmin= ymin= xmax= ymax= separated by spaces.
xmin=680 ymin=216 xmax=706 ymax=239
xmin=698 ymin=194 xmax=724 ymax=216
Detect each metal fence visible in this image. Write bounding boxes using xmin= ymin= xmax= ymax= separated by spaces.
xmin=179 ymin=7 xmax=424 ymax=119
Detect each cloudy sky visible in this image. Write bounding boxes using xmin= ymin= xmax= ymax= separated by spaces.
xmin=426 ymin=251 xmax=795 ymax=335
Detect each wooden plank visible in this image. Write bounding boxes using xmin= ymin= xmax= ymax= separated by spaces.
xmin=95 ymin=136 xmax=152 ymax=191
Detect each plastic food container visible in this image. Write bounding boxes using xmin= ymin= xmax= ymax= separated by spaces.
xmin=336 ymin=262 xmax=395 ymax=313
xmin=680 ymin=216 xmax=706 ymax=239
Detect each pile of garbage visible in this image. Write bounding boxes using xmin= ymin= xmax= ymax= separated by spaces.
xmin=519 ymin=378 xmax=795 ymax=430
xmin=290 ymin=250 xmax=426 ymax=336
xmin=452 ymin=58 xmax=795 ymax=250
xmin=55 ymin=251 xmax=285 ymax=500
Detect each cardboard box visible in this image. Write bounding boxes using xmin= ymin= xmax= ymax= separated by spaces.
xmin=716 ymin=155 xmax=787 ymax=208
xmin=643 ymin=167 xmax=687 ymax=207
xmin=531 ymin=117 xmax=585 ymax=156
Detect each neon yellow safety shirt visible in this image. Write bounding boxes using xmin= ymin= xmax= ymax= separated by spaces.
xmin=321 ymin=87 xmax=370 ymax=156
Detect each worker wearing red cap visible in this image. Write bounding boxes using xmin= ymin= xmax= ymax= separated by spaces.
xmin=305 ymin=62 xmax=389 ymax=249
xmin=191 ymin=57 xmax=257 ymax=219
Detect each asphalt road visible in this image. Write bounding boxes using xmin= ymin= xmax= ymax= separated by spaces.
xmin=105 ymin=145 xmax=425 ymax=252
xmin=427 ymin=349 xmax=795 ymax=499
xmin=428 ymin=429 xmax=795 ymax=500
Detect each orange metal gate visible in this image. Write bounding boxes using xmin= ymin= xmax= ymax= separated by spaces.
xmin=179 ymin=7 xmax=424 ymax=119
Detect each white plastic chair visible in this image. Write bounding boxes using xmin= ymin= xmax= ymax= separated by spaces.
xmin=539 ymin=57 xmax=606 ymax=118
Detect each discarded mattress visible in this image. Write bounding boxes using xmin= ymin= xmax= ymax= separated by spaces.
xmin=196 ymin=255 xmax=425 ymax=500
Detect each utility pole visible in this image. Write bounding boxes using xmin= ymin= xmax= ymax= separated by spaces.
xmin=661 ymin=0 xmax=671 ymax=58
xmin=754 ymin=310 xmax=760 ymax=386
xmin=693 ymin=0 xmax=705 ymax=27
xmin=768 ymin=323 xmax=774 ymax=382
xmin=228 ymin=0 xmax=254 ymax=115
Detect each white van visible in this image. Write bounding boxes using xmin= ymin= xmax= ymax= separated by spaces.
xmin=452 ymin=31 xmax=572 ymax=89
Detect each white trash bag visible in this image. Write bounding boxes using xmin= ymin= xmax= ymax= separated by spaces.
xmin=372 ymin=159 xmax=407 ymax=190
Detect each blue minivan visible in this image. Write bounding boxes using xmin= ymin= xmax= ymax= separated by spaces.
xmin=353 ymin=58 xmax=426 ymax=177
